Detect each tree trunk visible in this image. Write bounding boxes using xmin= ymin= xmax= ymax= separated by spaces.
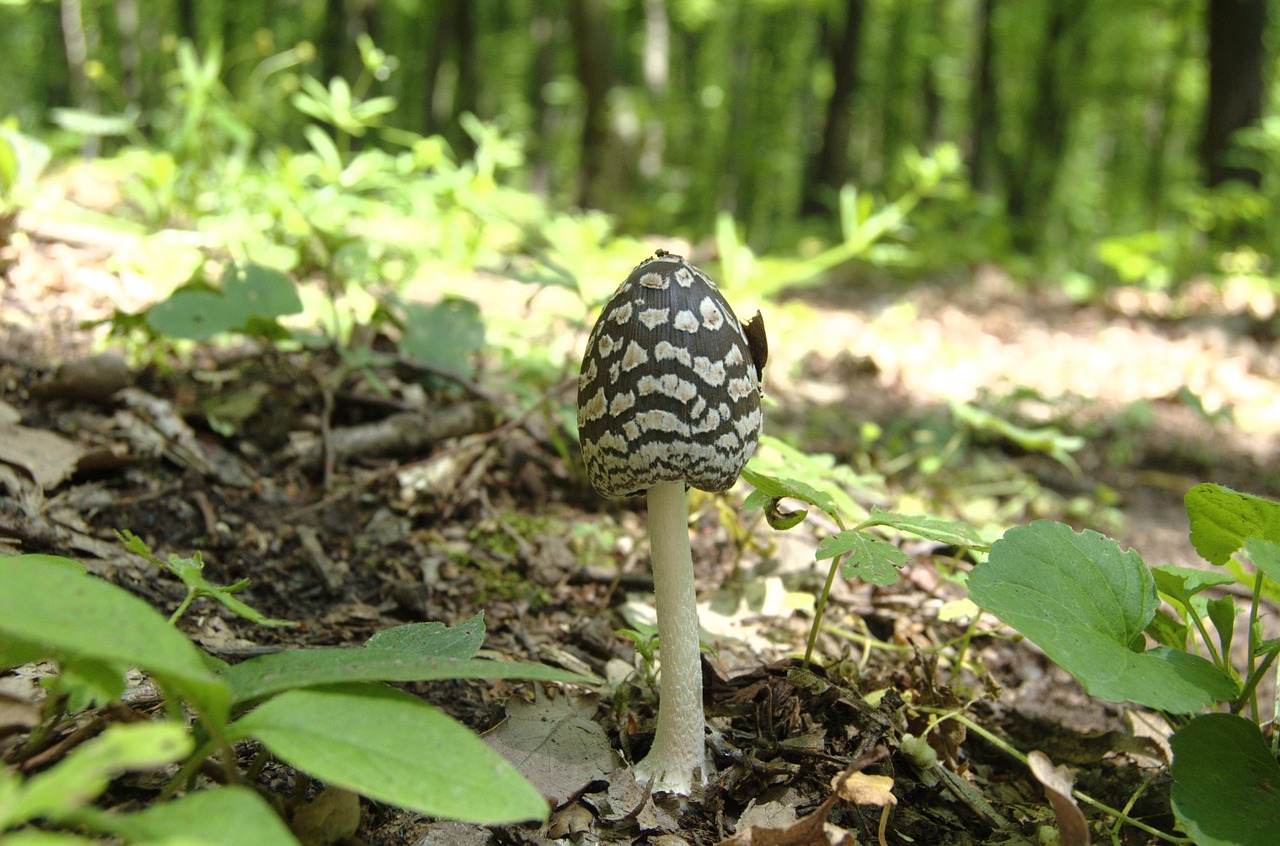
xmin=639 ymin=0 xmax=669 ymax=178
xmin=1200 ymin=0 xmax=1266 ymax=187
xmin=803 ymin=0 xmax=864 ymax=215
xmin=59 ymin=0 xmax=100 ymax=156
xmin=115 ymin=0 xmax=140 ymax=104
xmin=567 ymin=0 xmax=614 ymax=208
xmin=967 ymin=0 xmax=997 ymax=192
xmin=1003 ymin=0 xmax=1086 ymax=249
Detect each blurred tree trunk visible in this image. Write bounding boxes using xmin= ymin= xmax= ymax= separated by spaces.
xmin=525 ymin=11 xmax=556 ymax=195
xmin=59 ymin=0 xmax=100 ymax=156
xmin=1003 ymin=0 xmax=1086 ymax=250
xmin=1200 ymin=0 xmax=1265 ymax=187
xmin=568 ymin=0 xmax=614 ymax=208
xmin=803 ymin=0 xmax=864 ymax=215
xmin=176 ymin=0 xmax=197 ymax=43
xmin=420 ymin=2 xmax=478 ymax=154
xmin=639 ymin=0 xmax=669 ymax=179
xmin=115 ymin=0 xmax=139 ymax=104
xmin=967 ymin=0 xmax=997 ymax=192
xmin=921 ymin=0 xmax=946 ymax=146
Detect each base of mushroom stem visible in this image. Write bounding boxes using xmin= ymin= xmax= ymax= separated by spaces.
xmin=633 ymin=741 xmax=715 ymax=796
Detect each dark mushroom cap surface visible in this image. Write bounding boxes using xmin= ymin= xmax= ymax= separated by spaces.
xmin=578 ymin=252 xmax=764 ymax=497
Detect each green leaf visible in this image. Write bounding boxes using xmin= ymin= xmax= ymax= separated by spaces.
xmin=398 ymin=297 xmax=485 ymax=377
xmin=0 ymin=722 xmax=191 ymax=829
xmin=866 ymin=508 xmax=987 ymax=548
xmin=146 ymin=264 xmax=301 ymax=341
xmin=0 ymin=555 xmax=228 ymax=722
xmin=1171 ymin=713 xmax=1280 ymax=845
xmin=1243 ymin=537 xmax=1280 ymax=585
xmin=1150 ymin=565 xmax=1236 ymax=606
xmin=224 ymin=649 xmax=594 ymax=709
xmin=740 ymin=468 xmax=839 ymax=522
xmin=816 ymin=530 xmax=906 ymax=586
xmin=118 ymin=531 xmax=295 ymax=627
xmin=1186 ymin=483 xmax=1280 ymax=566
xmin=969 ymin=521 xmax=1236 ymax=713
xmin=97 ymin=786 xmax=299 ymax=846
xmin=228 ymin=683 xmax=549 ymax=824
xmin=1206 ymin=596 xmax=1236 ymax=661
xmin=364 ymin=611 xmax=485 ymax=657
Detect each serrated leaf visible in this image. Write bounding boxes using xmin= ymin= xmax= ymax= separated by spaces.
xmin=229 ymin=683 xmax=548 ymax=824
xmin=867 ymin=508 xmax=987 ymax=548
xmin=1171 ymin=713 xmax=1280 ymax=845
xmin=816 ymin=531 xmax=906 ymax=586
xmin=969 ymin=521 xmax=1236 ymax=713
xmin=224 ymin=649 xmax=594 ymax=709
xmin=96 ymin=786 xmax=299 ymax=846
xmin=365 ymin=611 xmax=485 ymax=657
xmin=0 ymin=555 xmax=227 ymax=722
xmin=1186 ymin=483 xmax=1280 ymax=566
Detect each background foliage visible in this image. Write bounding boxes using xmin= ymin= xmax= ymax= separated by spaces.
xmin=2 ymin=0 xmax=1276 ymax=290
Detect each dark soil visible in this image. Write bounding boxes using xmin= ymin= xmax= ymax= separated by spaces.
xmin=3 ymin=215 xmax=1278 ymax=845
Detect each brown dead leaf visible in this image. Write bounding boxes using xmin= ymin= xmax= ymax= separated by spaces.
xmin=715 ymin=792 xmax=853 ymax=846
xmin=833 ymin=771 xmax=897 ymax=808
xmin=483 ymin=688 xmax=618 ymax=807
xmin=0 ymin=422 xmax=86 ymax=489
xmin=290 ymin=786 xmax=361 ymax=846
xmin=1027 ymin=750 xmax=1091 ymax=846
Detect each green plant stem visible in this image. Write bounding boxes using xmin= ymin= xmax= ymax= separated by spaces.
xmin=1182 ymin=599 xmax=1223 ymax=667
xmin=918 ymin=707 xmax=1192 ymax=845
xmin=1233 ymin=647 xmax=1278 ymax=716
xmin=804 ymin=552 xmax=847 ymax=668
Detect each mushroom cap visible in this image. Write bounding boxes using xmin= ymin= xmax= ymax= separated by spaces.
xmin=578 ymin=252 xmax=764 ymax=497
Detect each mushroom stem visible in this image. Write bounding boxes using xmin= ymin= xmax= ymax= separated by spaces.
xmin=635 ymin=479 xmax=706 ymax=795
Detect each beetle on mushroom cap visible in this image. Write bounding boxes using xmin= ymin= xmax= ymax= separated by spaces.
xmin=578 ymin=250 xmax=766 ymax=497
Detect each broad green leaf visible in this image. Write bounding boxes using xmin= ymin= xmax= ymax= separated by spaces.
xmin=2 ymin=722 xmax=190 ymax=828
xmin=1186 ymin=483 xmax=1280 ymax=566
xmin=398 ymin=297 xmax=485 ymax=377
xmin=969 ymin=521 xmax=1235 ymax=713
xmin=0 ymin=834 xmax=97 ymax=846
xmin=1144 ymin=609 xmax=1187 ymax=650
xmin=365 ymin=611 xmax=485 ymax=657
xmin=816 ymin=531 xmax=906 ymax=586
xmin=224 ymin=649 xmax=594 ymax=709
xmin=229 ymin=683 xmax=549 ymax=824
xmin=1243 ymin=537 xmax=1280 ymax=585
xmin=147 ymin=264 xmax=301 ymax=341
xmin=0 ymin=555 xmax=227 ymax=722
xmin=1150 ymin=565 xmax=1236 ymax=607
xmin=866 ymin=508 xmax=987 ymax=548
xmin=1171 ymin=713 xmax=1280 ymax=845
xmin=97 ymin=786 xmax=299 ymax=846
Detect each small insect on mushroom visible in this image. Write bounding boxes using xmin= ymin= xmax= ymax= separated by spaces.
xmin=577 ymin=250 xmax=765 ymax=795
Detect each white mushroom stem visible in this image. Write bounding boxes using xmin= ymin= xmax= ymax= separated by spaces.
xmin=634 ymin=480 xmax=706 ymax=795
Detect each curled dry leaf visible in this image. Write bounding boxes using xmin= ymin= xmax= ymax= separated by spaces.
xmin=1027 ymin=750 xmax=1091 ymax=846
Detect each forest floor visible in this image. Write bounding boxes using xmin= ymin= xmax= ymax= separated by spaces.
xmin=2 ymin=212 xmax=1279 ymax=845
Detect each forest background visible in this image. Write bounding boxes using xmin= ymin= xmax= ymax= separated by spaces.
xmin=2 ymin=0 xmax=1277 ymax=293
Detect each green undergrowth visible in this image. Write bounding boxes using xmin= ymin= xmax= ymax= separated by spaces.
xmin=0 ymin=536 xmax=596 ymax=844
xmin=744 ymin=448 xmax=1280 ymax=844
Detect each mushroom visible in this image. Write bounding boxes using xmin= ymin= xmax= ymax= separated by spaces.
xmin=577 ymin=250 xmax=766 ymax=794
